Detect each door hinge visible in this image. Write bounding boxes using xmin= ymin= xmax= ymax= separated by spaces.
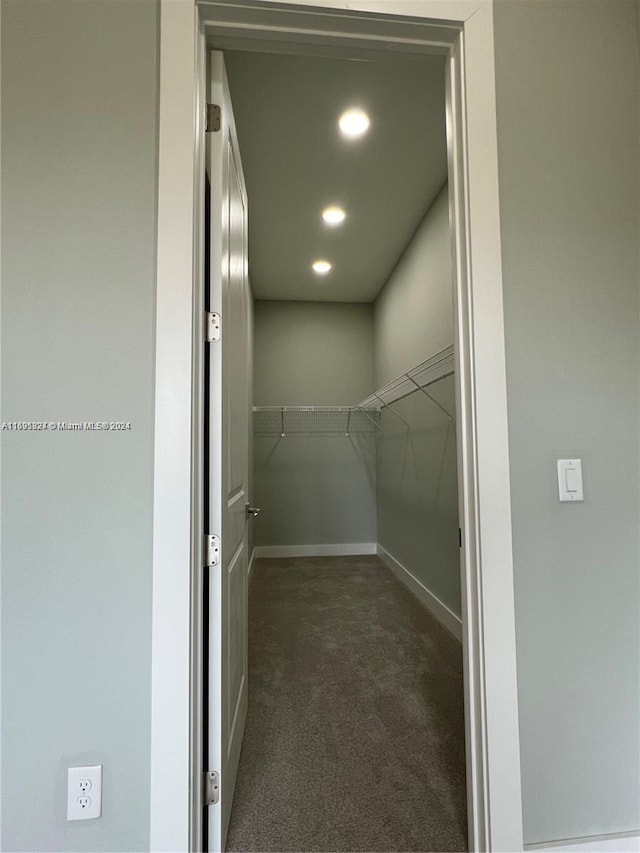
xmin=206 ymin=103 xmax=221 ymax=133
xmin=458 ymin=528 xmax=462 ymax=548
xmin=206 ymin=311 xmax=221 ymax=342
xmin=204 ymin=534 xmax=220 ymax=567
xmin=203 ymin=770 xmax=220 ymax=805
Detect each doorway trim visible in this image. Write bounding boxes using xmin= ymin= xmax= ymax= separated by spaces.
xmin=151 ymin=1 xmax=524 ymax=850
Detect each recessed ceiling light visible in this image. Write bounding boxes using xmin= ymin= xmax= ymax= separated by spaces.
xmin=322 ymin=206 xmax=346 ymax=226
xmin=338 ymin=108 xmax=370 ymax=138
xmin=312 ymin=260 xmax=332 ymax=275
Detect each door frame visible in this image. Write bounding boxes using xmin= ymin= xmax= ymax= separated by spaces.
xmin=151 ymin=1 xmax=524 ymax=851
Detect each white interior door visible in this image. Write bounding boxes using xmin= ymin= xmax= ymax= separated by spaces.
xmin=206 ymin=50 xmax=250 ymax=852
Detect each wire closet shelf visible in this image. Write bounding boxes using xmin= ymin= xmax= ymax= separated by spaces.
xmin=252 ymin=406 xmax=380 ymax=437
xmin=252 ymin=346 xmax=454 ymax=436
xmin=357 ymin=345 xmax=454 ymax=411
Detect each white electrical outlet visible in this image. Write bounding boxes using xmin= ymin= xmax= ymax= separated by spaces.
xmin=67 ymin=765 xmax=102 ymax=821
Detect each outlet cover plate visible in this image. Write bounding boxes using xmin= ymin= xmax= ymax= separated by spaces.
xmin=67 ymin=765 xmax=102 ymax=821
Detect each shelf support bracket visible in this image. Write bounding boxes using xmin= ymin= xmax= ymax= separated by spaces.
xmin=374 ymin=394 xmax=410 ymax=430
xmin=355 ymin=407 xmax=383 ymax=433
xmin=407 ymin=375 xmax=454 ymax=423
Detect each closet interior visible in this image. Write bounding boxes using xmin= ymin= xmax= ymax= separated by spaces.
xmin=222 ymin=46 xmax=466 ymax=852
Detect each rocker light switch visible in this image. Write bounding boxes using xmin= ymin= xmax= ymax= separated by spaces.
xmin=557 ymin=459 xmax=583 ymax=502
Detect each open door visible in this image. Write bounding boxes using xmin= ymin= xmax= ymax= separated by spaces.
xmin=205 ymin=50 xmax=250 ymax=852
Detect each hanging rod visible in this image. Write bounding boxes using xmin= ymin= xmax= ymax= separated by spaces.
xmin=356 ymin=345 xmax=454 ymax=411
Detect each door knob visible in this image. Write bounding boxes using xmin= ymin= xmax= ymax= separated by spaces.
xmin=246 ymin=505 xmax=261 ymax=519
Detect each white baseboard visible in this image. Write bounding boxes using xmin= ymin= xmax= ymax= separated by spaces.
xmin=377 ymin=544 xmax=463 ymax=642
xmin=526 ymin=831 xmax=640 ymax=851
xmin=254 ymin=543 xmax=377 ymax=559
xmin=248 ymin=546 xmax=257 ymax=578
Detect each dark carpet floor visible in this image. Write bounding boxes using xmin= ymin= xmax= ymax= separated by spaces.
xmin=225 ymin=555 xmax=467 ymax=853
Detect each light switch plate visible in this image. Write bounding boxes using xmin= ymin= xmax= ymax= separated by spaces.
xmin=557 ymin=458 xmax=584 ymax=502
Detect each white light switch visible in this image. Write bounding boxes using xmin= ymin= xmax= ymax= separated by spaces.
xmin=557 ymin=459 xmax=583 ymax=502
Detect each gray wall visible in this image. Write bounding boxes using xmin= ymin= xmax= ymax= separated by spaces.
xmin=373 ymin=186 xmax=452 ymax=386
xmin=1 ymin=1 xmax=158 ymax=849
xmin=373 ymin=189 xmax=460 ymax=618
xmin=253 ymin=301 xmax=376 ymax=547
xmin=377 ymin=379 xmax=459 ymax=616
xmin=254 ymin=300 xmax=374 ymax=406
xmin=494 ymin=0 xmax=640 ymax=844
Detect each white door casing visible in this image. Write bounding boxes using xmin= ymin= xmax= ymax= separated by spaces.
xmin=151 ymin=2 xmax=523 ymax=851
xmin=206 ymin=49 xmax=250 ymax=852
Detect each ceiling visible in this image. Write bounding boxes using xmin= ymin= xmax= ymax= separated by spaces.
xmin=223 ymin=49 xmax=447 ymax=303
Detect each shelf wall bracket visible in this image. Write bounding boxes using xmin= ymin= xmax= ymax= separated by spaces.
xmin=374 ymin=394 xmax=411 ymax=430
xmin=407 ymin=375 xmax=454 ymax=423
xmin=355 ymin=407 xmax=384 ymax=433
